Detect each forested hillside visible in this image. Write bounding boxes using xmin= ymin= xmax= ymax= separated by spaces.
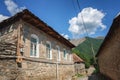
xmin=71 ymin=37 xmax=104 ymax=68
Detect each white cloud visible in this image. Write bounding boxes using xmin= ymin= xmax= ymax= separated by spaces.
xmin=68 ymin=7 xmax=106 ymax=38
xmin=0 ymin=0 xmax=26 ymax=23
xmin=61 ymin=33 xmax=69 ymax=39
xmin=4 ymin=0 xmax=26 ymax=15
xmin=0 ymin=14 xmax=9 ymax=22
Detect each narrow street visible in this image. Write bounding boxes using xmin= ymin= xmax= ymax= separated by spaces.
xmin=77 ymin=76 xmax=88 ymax=80
xmin=75 ymin=73 xmax=110 ymax=80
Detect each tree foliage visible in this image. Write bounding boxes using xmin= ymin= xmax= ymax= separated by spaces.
xmin=72 ymin=37 xmax=103 ymax=68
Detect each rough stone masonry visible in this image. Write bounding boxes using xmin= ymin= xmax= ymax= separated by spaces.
xmin=0 ymin=9 xmax=75 ymax=80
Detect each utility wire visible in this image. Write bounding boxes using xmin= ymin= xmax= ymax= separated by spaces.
xmin=71 ymin=0 xmax=78 ymax=15
xmin=76 ymin=0 xmax=89 ymax=38
xmin=76 ymin=0 xmax=97 ymax=64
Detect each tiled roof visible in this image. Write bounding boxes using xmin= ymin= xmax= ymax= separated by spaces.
xmin=0 ymin=9 xmax=75 ymax=48
xmin=73 ymin=53 xmax=84 ymax=63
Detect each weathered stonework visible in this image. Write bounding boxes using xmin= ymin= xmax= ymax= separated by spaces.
xmin=19 ymin=21 xmax=75 ymax=80
xmin=0 ymin=58 xmax=24 ymax=80
xmin=97 ymin=14 xmax=120 ymax=80
xmin=74 ymin=63 xmax=86 ymax=75
xmin=20 ymin=60 xmax=74 ymax=80
xmin=0 ymin=9 xmax=75 ymax=80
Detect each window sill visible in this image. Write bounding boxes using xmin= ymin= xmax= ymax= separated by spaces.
xmin=30 ymin=56 xmax=39 ymax=58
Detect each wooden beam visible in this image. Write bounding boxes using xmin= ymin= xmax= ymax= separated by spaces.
xmin=16 ymin=24 xmax=22 ymax=63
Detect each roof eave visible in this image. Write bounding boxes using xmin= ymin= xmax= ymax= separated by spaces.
xmin=0 ymin=9 xmax=75 ymax=48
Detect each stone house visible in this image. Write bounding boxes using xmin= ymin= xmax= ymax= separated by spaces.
xmin=73 ymin=54 xmax=85 ymax=75
xmin=96 ymin=14 xmax=120 ymax=80
xmin=0 ymin=9 xmax=75 ymax=80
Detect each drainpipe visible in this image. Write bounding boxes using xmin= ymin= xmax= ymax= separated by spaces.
xmin=56 ymin=60 xmax=58 ymax=80
xmin=56 ymin=52 xmax=58 ymax=80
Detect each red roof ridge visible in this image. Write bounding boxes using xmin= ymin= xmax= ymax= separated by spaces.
xmin=73 ymin=53 xmax=84 ymax=63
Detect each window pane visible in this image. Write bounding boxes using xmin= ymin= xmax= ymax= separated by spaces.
xmin=31 ymin=37 xmax=37 ymax=43
xmin=30 ymin=43 xmax=33 ymax=56
xmin=64 ymin=50 xmax=67 ymax=59
xmin=30 ymin=37 xmax=37 ymax=57
xmin=57 ymin=48 xmax=59 ymax=59
xmin=46 ymin=44 xmax=50 ymax=58
xmin=34 ymin=44 xmax=37 ymax=56
xmin=57 ymin=47 xmax=60 ymax=60
xmin=64 ymin=50 xmax=66 ymax=58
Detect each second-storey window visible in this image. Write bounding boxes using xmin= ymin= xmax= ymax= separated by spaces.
xmin=56 ymin=46 xmax=60 ymax=61
xmin=46 ymin=41 xmax=52 ymax=59
xmin=30 ymin=34 xmax=39 ymax=57
xmin=69 ymin=53 xmax=72 ymax=61
xmin=63 ymin=49 xmax=67 ymax=60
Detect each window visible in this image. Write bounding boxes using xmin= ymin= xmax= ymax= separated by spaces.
xmin=69 ymin=54 xmax=72 ymax=61
xmin=67 ymin=50 xmax=72 ymax=61
xmin=46 ymin=41 xmax=52 ymax=59
xmin=56 ymin=46 xmax=60 ymax=61
xmin=30 ymin=34 xmax=39 ymax=57
xmin=63 ymin=49 xmax=67 ymax=60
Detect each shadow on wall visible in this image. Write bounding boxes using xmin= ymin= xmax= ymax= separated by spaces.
xmin=88 ymin=73 xmax=112 ymax=80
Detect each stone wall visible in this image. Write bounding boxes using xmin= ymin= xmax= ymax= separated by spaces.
xmin=0 ymin=50 xmax=74 ymax=80
xmin=74 ymin=63 xmax=86 ymax=75
xmin=22 ymin=22 xmax=73 ymax=62
xmin=0 ymin=22 xmax=22 ymax=80
xmin=0 ymin=58 xmax=20 ymax=80
xmin=22 ymin=21 xmax=75 ymax=80
xmin=0 ymin=22 xmax=18 ymax=43
xmin=20 ymin=60 xmax=74 ymax=80
xmin=98 ymin=18 xmax=120 ymax=80
xmin=0 ymin=20 xmax=75 ymax=80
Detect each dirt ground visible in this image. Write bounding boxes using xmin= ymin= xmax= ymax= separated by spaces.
xmin=75 ymin=73 xmax=111 ymax=80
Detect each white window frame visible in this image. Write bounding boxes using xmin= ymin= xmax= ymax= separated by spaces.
xmin=69 ymin=54 xmax=71 ymax=61
xmin=56 ymin=45 xmax=61 ymax=61
xmin=63 ymin=49 xmax=67 ymax=60
xmin=30 ymin=34 xmax=39 ymax=58
xmin=46 ymin=41 xmax=52 ymax=59
xmin=68 ymin=51 xmax=72 ymax=62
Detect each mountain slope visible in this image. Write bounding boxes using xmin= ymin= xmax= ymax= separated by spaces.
xmin=71 ymin=37 xmax=104 ymax=67
xmin=70 ymin=38 xmax=86 ymax=46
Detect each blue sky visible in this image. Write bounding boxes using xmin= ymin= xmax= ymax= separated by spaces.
xmin=0 ymin=0 xmax=120 ymax=39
